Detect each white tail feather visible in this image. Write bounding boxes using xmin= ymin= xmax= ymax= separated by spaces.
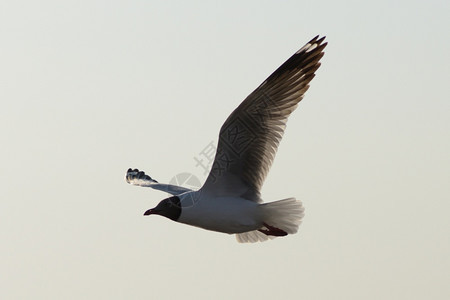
xmin=236 ymin=198 xmax=305 ymax=243
xmin=236 ymin=230 xmax=276 ymax=243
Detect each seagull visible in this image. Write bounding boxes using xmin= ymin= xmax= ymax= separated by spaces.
xmin=126 ymin=36 xmax=327 ymax=243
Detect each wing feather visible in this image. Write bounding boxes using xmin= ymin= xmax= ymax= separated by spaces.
xmin=125 ymin=168 xmax=192 ymax=195
xmin=201 ymin=36 xmax=327 ymax=201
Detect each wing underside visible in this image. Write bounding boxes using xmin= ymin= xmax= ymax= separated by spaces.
xmin=201 ymin=36 xmax=327 ymax=200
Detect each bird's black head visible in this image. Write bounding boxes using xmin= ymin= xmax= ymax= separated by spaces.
xmin=144 ymin=196 xmax=181 ymax=221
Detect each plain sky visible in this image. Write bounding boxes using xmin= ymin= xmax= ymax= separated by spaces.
xmin=1 ymin=1 xmax=449 ymax=299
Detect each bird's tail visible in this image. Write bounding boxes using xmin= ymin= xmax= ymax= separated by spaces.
xmin=235 ymin=198 xmax=305 ymax=243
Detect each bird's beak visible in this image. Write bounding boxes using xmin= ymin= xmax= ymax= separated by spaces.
xmin=143 ymin=208 xmax=156 ymax=216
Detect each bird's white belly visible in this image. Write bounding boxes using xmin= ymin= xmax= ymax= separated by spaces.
xmin=178 ymin=196 xmax=263 ymax=234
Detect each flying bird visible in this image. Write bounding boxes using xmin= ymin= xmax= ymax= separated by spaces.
xmin=126 ymin=36 xmax=327 ymax=243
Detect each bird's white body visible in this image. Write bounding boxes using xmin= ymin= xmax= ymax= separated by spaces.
xmin=177 ymin=191 xmax=263 ymax=234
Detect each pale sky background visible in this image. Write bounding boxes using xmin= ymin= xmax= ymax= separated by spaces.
xmin=1 ymin=1 xmax=449 ymax=299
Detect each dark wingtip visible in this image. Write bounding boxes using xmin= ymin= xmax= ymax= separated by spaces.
xmin=316 ymin=35 xmax=326 ymax=44
xmin=307 ymin=35 xmax=326 ymax=45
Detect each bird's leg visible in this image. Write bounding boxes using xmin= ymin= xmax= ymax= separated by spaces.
xmin=258 ymin=223 xmax=288 ymax=236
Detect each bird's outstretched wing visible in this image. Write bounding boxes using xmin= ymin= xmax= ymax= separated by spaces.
xmin=125 ymin=168 xmax=192 ymax=195
xmin=200 ymin=36 xmax=327 ymax=201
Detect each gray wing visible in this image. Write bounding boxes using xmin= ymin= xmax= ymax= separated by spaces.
xmin=125 ymin=168 xmax=192 ymax=195
xmin=200 ymin=36 xmax=327 ymax=201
